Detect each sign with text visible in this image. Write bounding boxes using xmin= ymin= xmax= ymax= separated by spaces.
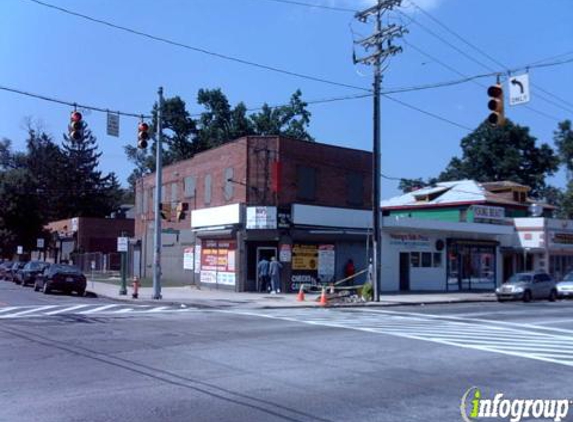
xmin=183 ymin=247 xmax=194 ymax=270
xmin=117 ymin=237 xmax=129 ymax=252
xmin=508 ymin=73 xmax=530 ymax=106
xmin=36 ymin=238 xmax=45 ymax=249
xmin=317 ymin=244 xmax=335 ymax=283
xmin=472 ymin=205 xmax=505 ymax=221
xmin=106 ymin=112 xmax=120 ymax=137
xmin=389 ymin=233 xmax=431 ymax=250
xmin=17 ymin=246 xmax=23 ymax=255
xmin=200 ymin=240 xmax=236 ymax=286
xmin=246 ymin=206 xmax=277 ymax=229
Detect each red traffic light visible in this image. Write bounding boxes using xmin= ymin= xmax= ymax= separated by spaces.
xmin=137 ymin=121 xmax=150 ymax=149
xmin=138 ymin=122 xmax=149 ymax=132
xmin=71 ymin=111 xmax=83 ymax=122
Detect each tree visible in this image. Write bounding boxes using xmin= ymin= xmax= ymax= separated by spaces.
xmin=554 ymin=120 xmax=573 ymax=217
xmin=436 ymin=119 xmax=559 ymax=196
xmin=60 ymin=123 xmax=122 ymax=217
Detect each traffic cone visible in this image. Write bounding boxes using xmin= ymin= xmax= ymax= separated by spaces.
xmin=318 ymin=287 xmax=328 ymax=307
xmin=297 ymin=284 xmax=305 ymax=302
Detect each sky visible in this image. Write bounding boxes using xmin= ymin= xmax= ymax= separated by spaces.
xmin=1 ymin=0 xmax=572 ymax=200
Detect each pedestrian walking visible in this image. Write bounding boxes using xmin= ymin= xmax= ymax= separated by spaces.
xmin=269 ymin=256 xmax=283 ymax=294
xmin=257 ymin=256 xmax=270 ymax=293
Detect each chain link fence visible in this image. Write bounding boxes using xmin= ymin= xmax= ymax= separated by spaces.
xmin=71 ymin=252 xmax=124 ymax=280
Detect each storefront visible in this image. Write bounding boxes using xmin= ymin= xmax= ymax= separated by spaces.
xmin=382 ymin=216 xmax=513 ymax=291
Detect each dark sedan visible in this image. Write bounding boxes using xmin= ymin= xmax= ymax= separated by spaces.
xmin=0 ymin=261 xmax=14 ymax=280
xmin=19 ymin=261 xmax=51 ymax=287
xmin=8 ymin=261 xmax=27 ymax=283
xmin=34 ymin=264 xmax=87 ymax=296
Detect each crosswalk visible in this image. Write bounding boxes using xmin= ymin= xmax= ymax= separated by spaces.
xmin=232 ymin=308 xmax=573 ymax=368
xmin=0 ymin=303 xmax=198 ymax=319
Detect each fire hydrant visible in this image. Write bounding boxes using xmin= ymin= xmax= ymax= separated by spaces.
xmin=132 ymin=276 xmax=140 ymax=299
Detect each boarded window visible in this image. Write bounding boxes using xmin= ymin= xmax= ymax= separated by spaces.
xmin=161 ymin=185 xmax=166 ymax=203
xmin=171 ymin=182 xmax=178 ymax=205
xmin=204 ymin=174 xmax=212 ymax=205
xmin=184 ymin=176 xmax=196 ymax=198
xmin=224 ymin=168 xmax=234 ymax=201
xmin=347 ymin=172 xmax=364 ymax=206
xmin=297 ymin=166 xmax=316 ymax=200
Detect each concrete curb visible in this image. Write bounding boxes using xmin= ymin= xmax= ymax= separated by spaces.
xmin=87 ymin=288 xmax=497 ymax=310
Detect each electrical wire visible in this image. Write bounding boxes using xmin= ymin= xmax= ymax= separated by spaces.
xmin=25 ymin=0 xmax=370 ymax=93
xmin=254 ymin=0 xmax=356 ymax=13
xmin=0 ymin=84 xmax=151 ymax=119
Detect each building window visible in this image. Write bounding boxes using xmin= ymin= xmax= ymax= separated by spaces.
xmin=297 ymin=166 xmax=316 ymax=200
xmin=161 ymin=185 xmax=167 ymax=203
xmin=433 ymin=252 xmax=442 ymax=267
xmin=184 ymin=176 xmax=196 ymax=198
xmin=347 ymin=172 xmax=364 ymax=206
xmin=421 ymin=252 xmax=432 ymax=267
xmin=204 ymin=174 xmax=212 ymax=205
xmin=411 ymin=252 xmax=420 ymax=267
xmin=171 ymin=183 xmax=178 ymax=206
xmin=141 ymin=189 xmax=148 ymax=214
xmin=224 ymin=168 xmax=234 ymax=201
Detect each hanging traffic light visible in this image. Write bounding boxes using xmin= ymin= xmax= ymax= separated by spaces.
xmin=69 ymin=111 xmax=84 ymax=140
xmin=487 ymin=84 xmax=505 ymax=127
xmin=159 ymin=203 xmax=172 ymax=221
xmin=138 ymin=122 xmax=150 ymax=149
xmin=175 ymin=202 xmax=189 ymax=221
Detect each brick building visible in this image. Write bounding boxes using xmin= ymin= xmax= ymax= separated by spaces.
xmin=134 ymin=136 xmax=373 ymax=292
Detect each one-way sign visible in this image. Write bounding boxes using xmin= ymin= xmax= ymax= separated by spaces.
xmin=508 ymin=73 xmax=530 ymax=106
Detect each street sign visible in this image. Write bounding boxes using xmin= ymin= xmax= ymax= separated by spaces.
xmin=91 ymin=260 xmax=96 ymax=270
xmin=508 ymin=73 xmax=530 ymax=106
xmin=117 ymin=237 xmax=129 ymax=252
xmin=17 ymin=246 xmax=23 ymax=255
xmin=37 ymin=238 xmax=45 ymax=249
xmin=107 ymin=112 xmax=120 ymax=137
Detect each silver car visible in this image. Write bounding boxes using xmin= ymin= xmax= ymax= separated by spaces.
xmin=495 ymin=272 xmax=557 ymax=302
xmin=557 ymin=272 xmax=573 ymax=299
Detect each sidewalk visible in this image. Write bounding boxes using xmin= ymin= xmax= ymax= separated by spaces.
xmin=86 ymin=281 xmax=497 ymax=310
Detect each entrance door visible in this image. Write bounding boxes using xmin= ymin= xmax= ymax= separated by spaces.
xmin=399 ymin=253 xmax=410 ymax=291
xmin=256 ymin=247 xmax=277 ymax=292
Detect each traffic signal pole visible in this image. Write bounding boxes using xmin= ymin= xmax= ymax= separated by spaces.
xmin=152 ymin=87 xmax=164 ymax=300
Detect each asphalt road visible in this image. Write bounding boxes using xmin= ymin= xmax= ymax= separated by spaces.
xmin=1 ymin=281 xmax=573 ymax=422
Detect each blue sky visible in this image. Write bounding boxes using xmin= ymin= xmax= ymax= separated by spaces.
xmin=1 ymin=0 xmax=572 ymax=198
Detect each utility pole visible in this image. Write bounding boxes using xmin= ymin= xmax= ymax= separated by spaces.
xmin=152 ymin=87 xmax=164 ymax=300
xmin=354 ymin=0 xmax=405 ymax=302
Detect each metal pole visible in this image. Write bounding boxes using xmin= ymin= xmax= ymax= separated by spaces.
xmin=372 ymin=3 xmax=382 ymax=302
xmin=119 ymin=230 xmax=127 ymax=295
xmin=152 ymin=87 xmax=164 ymax=300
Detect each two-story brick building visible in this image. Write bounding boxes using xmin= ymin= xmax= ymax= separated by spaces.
xmin=135 ymin=136 xmax=373 ymax=292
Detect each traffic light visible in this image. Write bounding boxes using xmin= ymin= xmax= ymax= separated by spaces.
xmin=138 ymin=122 xmax=150 ymax=149
xmin=159 ymin=203 xmax=172 ymax=221
xmin=487 ymin=84 xmax=505 ymax=126
xmin=175 ymin=202 xmax=189 ymax=221
xmin=69 ymin=111 xmax=84 ymax=140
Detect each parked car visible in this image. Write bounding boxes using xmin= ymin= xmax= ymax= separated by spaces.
xmin=556 ymin=272 xmax=573 ymax=299
xmin=495 ymin=272 xmax=557 ymax=302
xmin=8 ymin=261 xmax=27 ymax=283
xmin=34 ymin=264 xmax=87 ymax=296
xmin=19 ymin=261 xmax=51 ymax=287
xmin=0 ymin=261 xmax=14 ymax=280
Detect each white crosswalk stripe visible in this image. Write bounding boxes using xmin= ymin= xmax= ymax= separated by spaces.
xmin=231 ymin=308 xmax=573 ymax=368
xmin=0 ymin=304 xmax=197 ymax=319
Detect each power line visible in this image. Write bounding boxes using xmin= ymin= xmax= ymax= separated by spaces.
xmin=406 ymin=0 xmax=573 ymax=115
xmin=25 ymin=0 xmax=370 ymax=93
xmin=0 ymin=84 xmax=151 ymax=119
xmin=255 ymin=0 xmax=356 ymax=13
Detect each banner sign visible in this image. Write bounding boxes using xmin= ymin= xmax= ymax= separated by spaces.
xmin=200 ymin=240 xmax=236 ymax=286
xmin=246 ymin=206 xmax=277 ymax=229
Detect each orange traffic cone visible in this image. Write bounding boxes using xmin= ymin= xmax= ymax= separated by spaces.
xmin=297 ymin=284 xmax=305 ymax=302
xmin=318 ymin=287 xmax=328 ymax=307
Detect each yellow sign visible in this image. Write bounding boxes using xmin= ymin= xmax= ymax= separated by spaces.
xmin=292 ymin=244 xmax=318 ymax=270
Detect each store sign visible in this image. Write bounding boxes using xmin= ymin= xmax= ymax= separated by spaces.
xmin=318 ymin=245 xmax=335 ymax=283
xmin=290 ymin=244 xmax=336 ymax=292
xmin=200 ymin=240 xmax=236 ymax=286
xmin=552 ymin=232 xmax=573 ymax=245
xmin=246 ymin=206 xmax=277 ymax=229
xmin=292 ymin=244 xmax=318 ymax=270
xmin=277 ymin=208 xmax=292 ymax=229
xmin=472 ymin=205 xmax=505 ymax=221
xmin=183 ymin=247 xmax=194 ymax=270
xmin=389 ymin=233 xmax=431 ymax=250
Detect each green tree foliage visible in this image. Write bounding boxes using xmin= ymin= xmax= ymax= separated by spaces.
xmin=554 ymin=120 xmax=573 ymax=217
xmin=125 ymin=88 xmax=314 ymax=189
xmin=436 ymin=119 xmax=559 ymax=196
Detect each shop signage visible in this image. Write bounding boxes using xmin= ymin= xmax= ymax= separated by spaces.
xmin=292 ymin=244 xmax=318 ymax=270
xmin=279 ymin=244 xmax=292 ymax=262
xmin=277 ymin=208 xmax=292 ymax=229
xmin=200 ymin=240 xmax=236 ymax=286
xmin=318 ymin=245 xmax=335 ymax=283
xmin=183 ymin=247 xmax=194 ymax=270
xmin=246 ymin=206 xmax=277 ymax=229
xmin=472 ymin=205 xmax=505 ymax=221
xmin=552 ymin=232 xmax=573 ymax=245
xmin=389 ymin=233 xmax=431 ymax=250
